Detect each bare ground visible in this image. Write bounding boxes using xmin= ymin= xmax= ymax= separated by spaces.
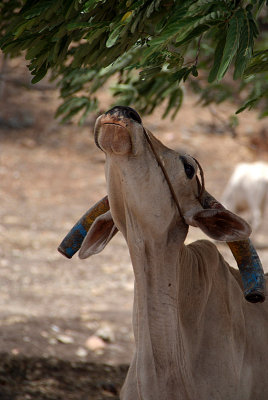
xmin=0 ymin=57 xmax=268 ymax=399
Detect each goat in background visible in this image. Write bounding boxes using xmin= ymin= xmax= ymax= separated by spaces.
xmin=221 ymin=161 xmax=268 ymax=232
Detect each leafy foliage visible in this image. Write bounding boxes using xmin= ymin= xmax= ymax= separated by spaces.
xmin=0 ymin=0 xmax=267 ymax=123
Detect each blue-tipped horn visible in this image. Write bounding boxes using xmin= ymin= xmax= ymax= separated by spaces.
xmin=58 ymin=196 xmax=109 ymax=259
xmin=201 ymin=190 xmax=266 ymax=303
xmin=228 ymin=239 xmax=265 ymax=303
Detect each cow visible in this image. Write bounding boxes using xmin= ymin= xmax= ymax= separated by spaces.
xmin=78 ymin=106 xmax=268 ymax=400
xmin=221 ymin=162 xmax=268 ymax=232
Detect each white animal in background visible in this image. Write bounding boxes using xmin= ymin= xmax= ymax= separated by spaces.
xmin=79 ymin=107 xmax=268 ymax=400
xmin=221 ymin=161 xmax=268 ymax=231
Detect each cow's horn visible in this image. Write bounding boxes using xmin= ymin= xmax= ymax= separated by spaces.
xmin=58 ymin=195 xmax=110 ymax=259
xmin=199 ymin=190 xmax=265 ymax=303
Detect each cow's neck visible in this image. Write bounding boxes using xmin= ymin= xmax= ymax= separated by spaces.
xmin=126 ymin=218 xmax=195 ymax=400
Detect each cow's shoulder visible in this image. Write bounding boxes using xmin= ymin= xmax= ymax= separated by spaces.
xmin=186 ymin=239 xmax=244 ymax=292
xmin=186 ymin=239 xmax=220 ymax=267
xmin=182 ymin=239 xmax=222 ymax=291
xmin=179 ymin=240 xmax=224 ymax=317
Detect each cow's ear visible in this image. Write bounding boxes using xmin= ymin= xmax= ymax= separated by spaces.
xmin=79 ymin=211 xmax=118 ymax=259
xmin=187 ymin=208 xmax=251 ymax=242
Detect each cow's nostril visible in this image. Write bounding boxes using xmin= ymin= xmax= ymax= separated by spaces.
xmin=127 ymin=109 xmax=142 ymax=124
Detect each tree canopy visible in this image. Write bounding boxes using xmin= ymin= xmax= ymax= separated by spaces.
xmin=0 ymin=0 xmax=267 ymax=124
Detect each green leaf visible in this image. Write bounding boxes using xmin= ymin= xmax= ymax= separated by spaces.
xmin=82 ymin=0 xmax=102 ymax=13
xmin=233 ymin=11 xmax=253 ymax=80
xmin=256 ymin=0 xmax=266 ymax=11
xmin=245 ymin=59 xmax=268 ymax=75
xmin=67 ymin=22 xmax=92 ymax=30
xmin=192 ymin=65 xmax=198 ymax=77
xmin=193 ymin=10 xmax=227 ymax=27
xmin=55 ymin=97 xmax=89 ymax=118
xmin=208 ymin=31 xmax=226 ymax=83
xmin=139 ymin=66 xmax=162 ymax=78
xmin=175 ymin=24 xmax=209 ymax=47
xmin=25 ymin=40 xmax=48 ymax=59
xmin=79 ymin=97 xmax=98 ymax=125
xmin=147 ymin=6 xmax=197 ymax=47
xmin=244 ymin=49 xmax=268 ymax=76
xmin=130 ymin=12 xmax=142 ymax=33
xmin=24 ymin=2 xmax=53 ymax=20
xmin=84 ymin=26 xmax=107 ymax=43
xmin=235 ymin=88 xmax=268 ymax=114
xmin=145 ymin=2 xmax=155 ymax=18
xmin=168 ymin=67 xmax=193 ymax=83
xmin=162 ymin=87 xmax=183 ymax=119
xmin=106 ymin=25 xmax=122 ymax=48
xmin=216 ymin=9 xmax=244 ymax=81
xmin=14 ymin=19 xmax=35 ymax=38
xmin=31 ymin=64 xmax=47 ymax=84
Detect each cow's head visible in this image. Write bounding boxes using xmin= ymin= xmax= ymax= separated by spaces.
xmin=79 ymin=106 xmax=251 ymax=259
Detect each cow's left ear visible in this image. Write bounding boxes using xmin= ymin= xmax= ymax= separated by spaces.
xmin=79 ymin=211 xmax=118 ymax=259
xmin=186 ymin=208 xmax=251 ymax=242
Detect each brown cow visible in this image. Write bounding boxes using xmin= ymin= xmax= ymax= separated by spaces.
xmin=79 ymin=106 xmax=268 ymax=400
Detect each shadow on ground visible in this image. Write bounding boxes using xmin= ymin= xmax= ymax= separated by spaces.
xmin=0 ymin=353 xmax=128 ymax=400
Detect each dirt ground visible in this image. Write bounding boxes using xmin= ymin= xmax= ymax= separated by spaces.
xmin=0 ymin=56 xmax=268 ymax=399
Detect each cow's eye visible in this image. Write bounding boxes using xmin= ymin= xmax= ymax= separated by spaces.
xmin=184 ymin=163 xmax=195 ymax=179
xmin=180 ymin=155 xmax=196 ymax=179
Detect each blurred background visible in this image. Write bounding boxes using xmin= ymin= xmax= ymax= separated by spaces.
xmin=0 ymin=53 xmax=268 ymax=399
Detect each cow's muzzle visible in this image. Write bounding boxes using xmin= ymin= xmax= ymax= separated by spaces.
xmin=94 ymin=106 xmax=142 ymax=154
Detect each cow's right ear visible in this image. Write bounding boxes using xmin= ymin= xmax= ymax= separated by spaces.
xmin=79 ymin=211 xmax=118 ymax=259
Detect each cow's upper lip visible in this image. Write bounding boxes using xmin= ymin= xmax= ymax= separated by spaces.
xmin=94 ymin=117 xmax=130 ymax=150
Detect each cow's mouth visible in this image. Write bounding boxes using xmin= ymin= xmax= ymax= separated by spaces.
xmin=103 ymin=122 xmax=123 ymax=127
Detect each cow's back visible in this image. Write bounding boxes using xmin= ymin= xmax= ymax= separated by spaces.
xmin=185 ymin=241 xmax=268 ymax=400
